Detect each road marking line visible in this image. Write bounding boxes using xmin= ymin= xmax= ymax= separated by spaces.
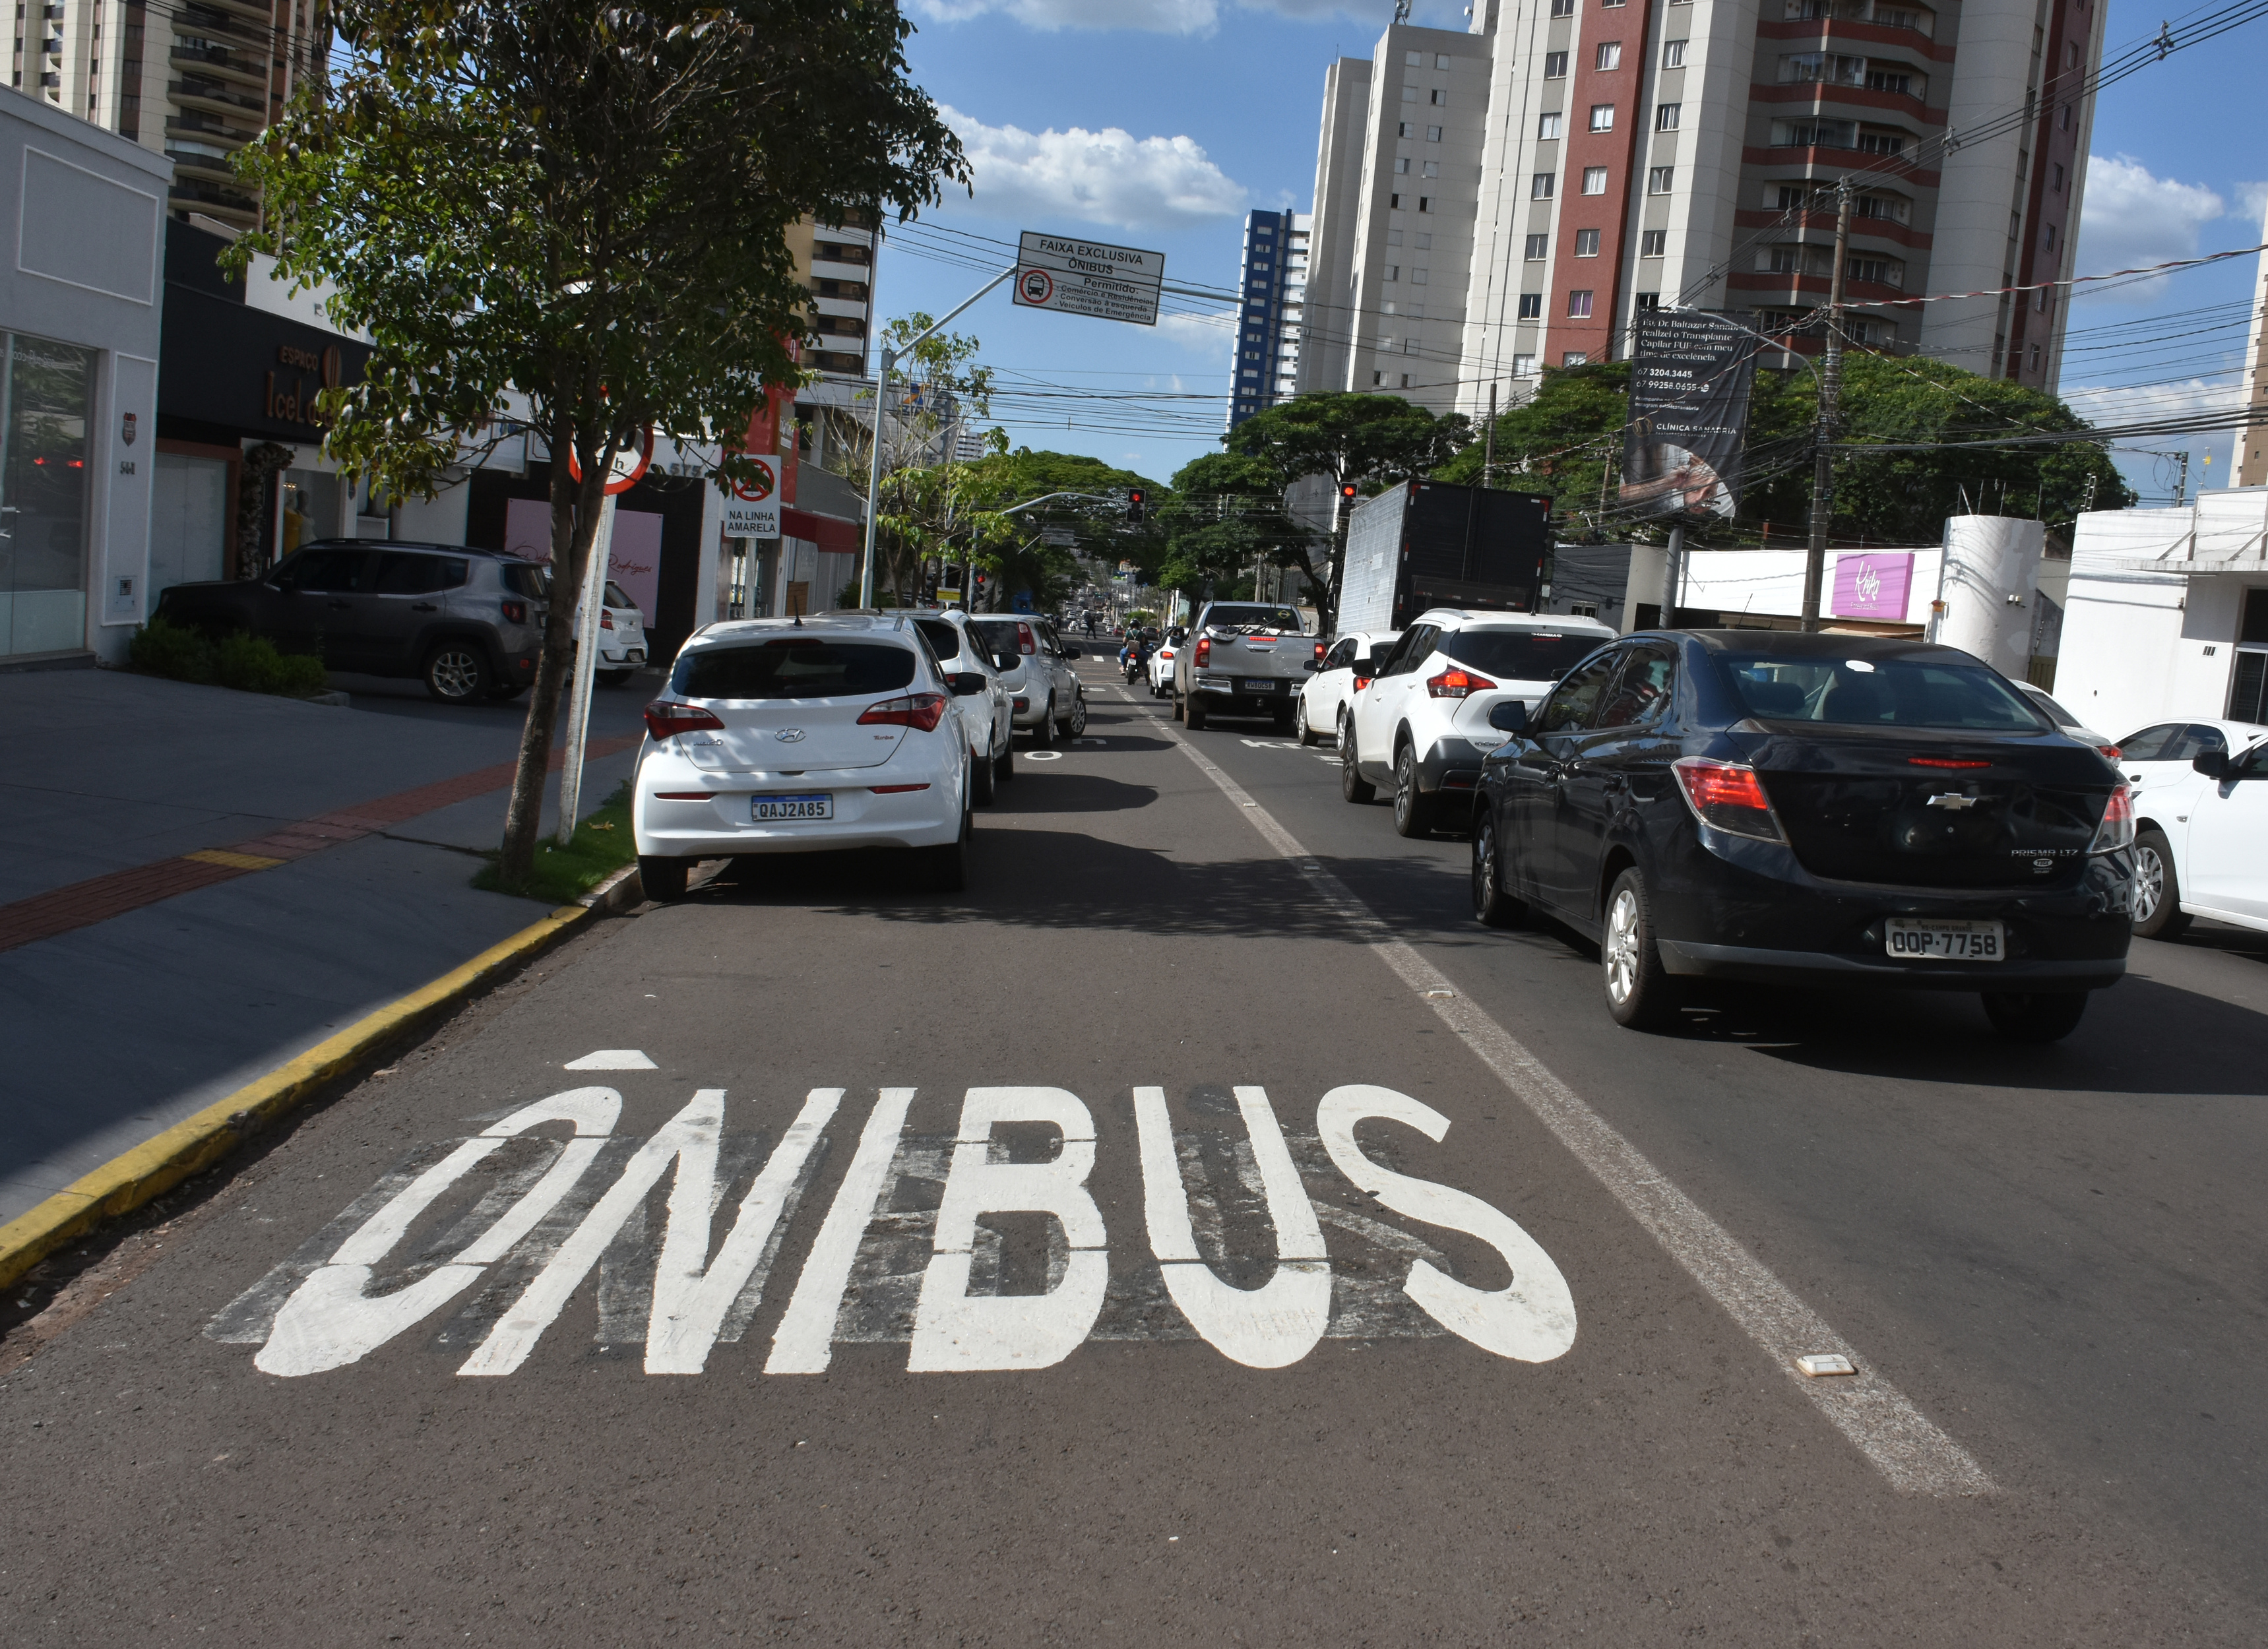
xmin=565 ymin=1049 xmax=658 ymax=1070
xmin=1116 ymin=682 xmax=1993 ymax=1498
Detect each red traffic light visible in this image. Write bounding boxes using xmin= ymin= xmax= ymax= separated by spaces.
xmin=1340 ymin=483 xmax=1358 ymax=500
xmin=1129 ymin=489 xmax=1145 ymax=504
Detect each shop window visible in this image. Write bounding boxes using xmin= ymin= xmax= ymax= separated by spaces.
xmin=0 ymin=330 xmax=94 ymax=657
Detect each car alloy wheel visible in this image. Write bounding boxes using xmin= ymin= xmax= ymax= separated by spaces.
xmin=1392 ymin=743 xmax=1435 ymax=838
xmin=1603 ymin=888 xmax=1642 ymax=1007
xmin=1472 ymin=813 xmax=1524 ymax=928
xmin=2129 ymin=824 xmax=2190 ymax=940
xmin=1063 ymin=692 xmax=1087 ymax=738
xmin=1295 ymin=699 xmax=1315 ymax=746
xmin=1032 ymin=698 xmax=1055 ymax=747
xmin=1341 ymin=733 xmax=1375 ymax=803
xmin=1602 ymin=866 xmax=1680 ymax=1030
xmin=424 ymin=644 xmax=488 ymax=703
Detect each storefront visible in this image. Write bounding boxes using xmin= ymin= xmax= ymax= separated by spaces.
xmin=0 ymin=85 xmax=169 ymax=666
xmin=154 ymin=222 xmax=373 ymax=602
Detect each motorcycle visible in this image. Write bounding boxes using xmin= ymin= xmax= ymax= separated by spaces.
xmin=1119 ymin=635 xmax=1152 ymax=684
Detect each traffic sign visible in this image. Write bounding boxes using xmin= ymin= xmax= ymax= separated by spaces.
xmin=723 ymin=455 xmax=781 ymax=538
xmin=564 ymin=425 xmax=654 ymax=496
xmin=1012 ymin=231 xmax=1164 ymax=327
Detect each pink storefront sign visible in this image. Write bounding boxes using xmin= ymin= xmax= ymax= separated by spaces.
xmin=1831 ymin=552 xmax=1915 ymax=621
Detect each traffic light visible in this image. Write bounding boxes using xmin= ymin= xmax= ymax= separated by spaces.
xmin=1340 ymin=483 xmax=1359 ymax=503
xmin=1127 ymin=488 xmax=1146 ymax=524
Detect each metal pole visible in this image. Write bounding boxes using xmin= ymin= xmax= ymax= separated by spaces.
xmin=1481 ymin=381 xmax=1497 ymax=489
xmin=1665 ymin=520 xmax=1685 ymax=627
xmin=1801 ymin=177 xmax=1855 ymax=633
xmin=555 ymin=490 xmax=616 ymax=848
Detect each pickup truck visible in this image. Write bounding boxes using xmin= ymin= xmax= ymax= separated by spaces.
xmin=1172 ymin=601 xmax=1325 ymax=732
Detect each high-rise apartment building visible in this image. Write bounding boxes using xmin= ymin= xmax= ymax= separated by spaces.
xmin=9 ymin=0 xmax=327 ymax=230
xmin=1228 ymin=208 xmax=1310 ymax=427
xmin=1296 ymin=0 xmax=2106 ymax=421
xmin=2236 ymin=202 xmax=2268 ymax=489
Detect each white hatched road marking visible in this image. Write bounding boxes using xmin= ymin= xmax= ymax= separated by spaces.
xmin=1111 ymin=678 xmax=1994 ymax=1498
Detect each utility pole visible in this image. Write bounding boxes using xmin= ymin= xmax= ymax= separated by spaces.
xmin=1481 ymin=382 xmax=1498 ymax=489
xmin=2172 ymin=450 xmax=2190 ymax=508
xmin=1800 ymin=177 xmax=1854 ymax=632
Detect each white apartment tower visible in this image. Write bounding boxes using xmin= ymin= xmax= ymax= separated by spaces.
xmin=1297 ymin=0 xmax=2108 ymax=420
xmin=10 ymin=0 xmax=328 ymax=230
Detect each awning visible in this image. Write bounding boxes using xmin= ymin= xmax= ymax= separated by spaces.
xmin=782 ymin=507 xmax=860 ymax=552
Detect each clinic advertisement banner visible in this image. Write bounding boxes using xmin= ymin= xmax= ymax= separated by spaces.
xmin=1620 ymin=311 xmax=1760 ymax=520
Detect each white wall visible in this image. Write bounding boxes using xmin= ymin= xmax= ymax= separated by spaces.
xmin=1674 ymin=545 xmax=1946 ymax=624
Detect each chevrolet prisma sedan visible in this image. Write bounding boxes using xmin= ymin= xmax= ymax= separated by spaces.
xmin=633 ymin=616 xmax=979 ymax=898
xmin=1469 ymin=631 xmax=2135 ymax=1042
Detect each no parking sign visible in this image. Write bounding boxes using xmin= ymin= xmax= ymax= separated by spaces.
xmin=723 ymin=455 xmax=781 ymax=538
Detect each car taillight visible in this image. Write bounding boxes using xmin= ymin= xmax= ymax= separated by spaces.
xmin=1017 ymin=622 xmax=1036 ymax=656
xmin=1194 ymin=637 xmax=1212 ymax=667
xmin=1672 ymin=757 xmax=1785 ymax=842
xmin=1427 ymin=667 xmax=1497 ymax=699
xmin=644 ymin=701 xmax=725 ymax=739
xmin=2089 ymin=782 xmax=2135 ymax=854
xmin=858 ymin=693 xmax=949 ymax=733
xmin=1314 ymin=641 xmax=1327 ymax=662
xmin=600 ymin=610 xmax=615 ymax=630
xmin=2096 ymin=744 xmax=2121 ymax=761
xmin=501 ymin=599 xmax=527 ymax=625
xmin=1908 ymin=757 xmax=1991 ymax=769
xmin=1354 ymin=675 xmax=1373 ymax=691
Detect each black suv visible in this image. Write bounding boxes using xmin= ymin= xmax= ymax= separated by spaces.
xmin=153 ymin=540 xmax=548 ymax=703
xmin=1470 ymin=631 xmax=2135 ymax=1042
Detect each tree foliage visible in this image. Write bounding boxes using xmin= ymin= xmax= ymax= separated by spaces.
xmin=1433 ymin=363 xmax=1629 ymax=534
xmin=234 ymin=0 xmax=963 ymax=887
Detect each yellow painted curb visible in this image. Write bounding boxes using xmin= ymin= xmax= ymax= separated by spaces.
xmin=0 ymin=902 xmax=596 ymax=1293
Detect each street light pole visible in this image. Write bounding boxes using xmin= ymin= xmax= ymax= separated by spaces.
xmin=1800 ymin=177 xmax=1854 ymax=633
xmin=858 ymin=264 xmax=1015 ymax=609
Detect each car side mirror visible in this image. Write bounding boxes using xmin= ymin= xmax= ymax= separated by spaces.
xmin=2193 ymin=749 xmax=2230 ymax=778
xmin=1488 ymin=699 xmax=1530 ymax=734
xmin=949 ymin=673 xmax=987 ymax=697
xmin=1304 ymin=658 xmax=1323 ymax=671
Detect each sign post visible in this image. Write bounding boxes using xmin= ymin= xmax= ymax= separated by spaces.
xmin=556 ymin=429 xmax=653 ymax=848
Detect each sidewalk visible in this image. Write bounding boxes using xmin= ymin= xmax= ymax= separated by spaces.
xmin=0 ymin=666 xmax=654 ymax=1224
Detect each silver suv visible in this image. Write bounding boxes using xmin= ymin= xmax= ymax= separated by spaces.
xmin=966 ymin=613 xmax=1089 ymax=745
xmin=151 ymin=540 xmax=547 ymax=703
xmin=884 ymin=609 xmax=1018 ymax=802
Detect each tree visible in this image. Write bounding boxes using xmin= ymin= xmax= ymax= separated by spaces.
xmin=1432 ymin=362 xmax=1629 ymax=535
xmin=950 ymin=449 xmax=1167 ymax=611
xmin=1217 ymin=393 xmax=1470 ymax=635
xmin=234 ymin=0 xmax=963 ymax=888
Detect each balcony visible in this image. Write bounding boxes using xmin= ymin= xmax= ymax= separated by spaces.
xmin=175 ymin=7 xmax=275 ymax=50
xmin=169 ymin=44 xmax=269 ymax=89
xmin=168 ymin=177 xmax=259 ymax=225
xmin=164 ymin=113 xmax=257 ymax=149
xmin=186 ymin=0 xmax=278 ymax=26
xmin=168 ymin=77 xmax=268 ymax=117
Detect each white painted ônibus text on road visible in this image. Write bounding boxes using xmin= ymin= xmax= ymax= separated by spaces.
xmin=210 ymin=1083 xmax=1575 ymax=1380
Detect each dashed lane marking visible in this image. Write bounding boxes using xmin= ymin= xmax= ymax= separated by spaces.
xmin=565 ymin=1050 xmax=658 ymax=1071
xmin=1112 ymin=681 xmax=1994 ymax=1498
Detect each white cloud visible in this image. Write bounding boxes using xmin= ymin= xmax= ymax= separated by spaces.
xmin=2064 ymin=375 xmax=2240 ymax=497
xmin=2075 ymin=155 xmax=2224 ymax=281
xmin=911 ymin=0 xmax=1218 ymax=34
xmin=943 ymin=105 xmax=1248 ymax=230
xmin=2237 ymin=180 xmax=2268 ymax=232
xmin=1156 ymin=312 xmax=1234 ymax=354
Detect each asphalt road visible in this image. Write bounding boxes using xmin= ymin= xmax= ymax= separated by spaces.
xmin=5 ymin=657 xmax=2263 ymax=1645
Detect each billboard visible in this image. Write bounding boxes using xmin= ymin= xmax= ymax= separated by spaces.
xmin=1831 ymin=551 xmax=1916 ymax=621
xmin=1620 ymin=311 xmax=1760 ymax=520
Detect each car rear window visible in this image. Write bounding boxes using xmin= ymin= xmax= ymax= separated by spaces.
xmin=501 ymin=562 xmax=552 ymax=600
xmin=1204 ymin=605 xmax=1304 ymax=633
xmin=914 ymin=619 xmax=964 ymax=660
xmin=672 ymin=639 xmax=917 ymax=699
xmin=371 ymin=551 xmax=468 ymax=594
xmin=1717 ymin=656 xmax=2048 ymax=731
xmin=604 ymin=581 xmax=635 ymax=610
xmin=1438 ymin=628 xmax=1610 ymax=682
xmin=970 ymin=619 xmax=1026 ymax=656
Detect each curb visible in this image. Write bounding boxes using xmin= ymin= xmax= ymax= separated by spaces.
xmin=0 ymin=895 xmax=614 ymax=1293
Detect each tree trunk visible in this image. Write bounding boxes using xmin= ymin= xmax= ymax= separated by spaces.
xmin=495 ymin=415 xmax=612 ymax=890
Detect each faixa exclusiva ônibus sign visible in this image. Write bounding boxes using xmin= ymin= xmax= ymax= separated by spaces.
xmin=209 ymin=1078 xmax=1577 ymax=1380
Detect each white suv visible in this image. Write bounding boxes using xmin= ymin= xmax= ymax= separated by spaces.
xmin=633 ymin=615 xmax=980 ymax=898
xmin=968 ymin=614 xmax=1090 ymax=745
xmin=1344 ymin=609 xmax=1616 ymax=837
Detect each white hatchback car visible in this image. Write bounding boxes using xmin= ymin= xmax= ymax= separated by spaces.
xmin=1344 ymin=609 xmax=1617 ymax=837
xmin=1147 ymin=629 xmax=1181 ymax=698
xmin=1297 ymin=629 xmax=1399 ymax=747
xmin=633 ymin=615 xmax=978 ymax=899
xmin=594 ymin=581 xmax=648 ymax=687
xmin=2115 ymin=717 xmax=2268 ymax=938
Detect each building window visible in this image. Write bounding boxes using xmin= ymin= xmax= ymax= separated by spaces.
xmin=1385 ymin=265 xmax=1399 ymax=282
xmin=2028 ymin=342 xmax=2042 ymax=371
xmin=1538 ymin=113 xmax=1562 ymax=140
xmin=1411 ymin=267 xmax=1429 ymax=285
xmin=1389 ymin=228 xmax=1404 ymax=245
xmin=1395 ymin=156 xmax=1411 ymax=174
xmin=1402 ymin=84 xmax=1418 ymax=101
xmin=1525 ymin=233 xmax=1550 ymax=260
xmin=1437 ymin=53 xmax=1453 ymax=68
xmin=1648 ymin=166 xmax=1674 ymax=193
xmin=2042 ymin=223 xmax=2057 ymax=249
xmin=1595 ymin=42 xmax=1622 ymax=69
xmin=1389 ymin=193 xmax=1403 ymax=208
xmin=1430 ymin=88 xmax=1447 ymax=105
xmin=1656 ymin=102 xmax=1681 ymax=130
xmin=1640 ymin=229 xmax=1666 ymax=256
xmin=1575 ymin=228 xmax=1601 ymax=256
xmin=1583 ymin=166 xmax=1608 ymax=195
xmin=1551 ymin=0 xmax=1574 ymax=14
xmin=2060 ymin=102 xmax=2071 ymax=131
xmin=1662 ymin=39 xmax=1686 ymax=67
xmin=1513 ymin=354 xmax=1538 ymax=377
xmin=1589 ymin=104 xmax=1615 ymax=132
xmin=1418 ymin=197 xmax=1432 ymax=212
xmin=1563 ymin=351 xmax=1590 ymax=367
xmin=1399 ymin=121 xmax=1412 ymax=137
xmin=1373 ymin=371 xmax=1384 ymax=385
xmin=1422 ymin=160 xmax=1439 ymax=177
xmin=1531 ymin=173 xmax=1555 ymax=201
xmin=1769 ymin=245 xmax=1808 ymax=274
xmin=2052 ymin=162 xmax=2065 ymax=191
xmin=1401 ymin=373 xmax=1413 ymax=387
xmin=1519 ymin=293 xmax=1544 ymax=318
xmin=1635 ymin=292 xmax=1660 ymax=310
xmin=1427 ymin=125 xmax=1443 ymax=140
xmin=1568 ymin=290 xmax=1594 ymax=317
xmin=1414 ymin=232 xmax=1432 ymax=249
xmin=1544 ymin=51 xmax=1568 ymax=77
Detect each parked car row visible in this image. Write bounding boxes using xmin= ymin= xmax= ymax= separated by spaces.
xmin=629 ymin=610 xmax=1088 ymax=900
xmin=1185 ymin=609 xmax=2142 ymax=1043
xmin=151 ymin=540 xmax=652 ymax=702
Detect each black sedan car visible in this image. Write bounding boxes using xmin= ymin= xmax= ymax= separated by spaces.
xmin=1468 ymin=631 xmax=2135 ymax=1042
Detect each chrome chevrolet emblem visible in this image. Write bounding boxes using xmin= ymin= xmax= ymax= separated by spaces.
xmin=774 ymin=728 xmax=805 ymax=743
xmin=1925 ymin=792 xmax=1978 ymax=810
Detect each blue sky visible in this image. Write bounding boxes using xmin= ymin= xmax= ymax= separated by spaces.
xmin=887 ymin=0 xmax=2265 ymax=501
